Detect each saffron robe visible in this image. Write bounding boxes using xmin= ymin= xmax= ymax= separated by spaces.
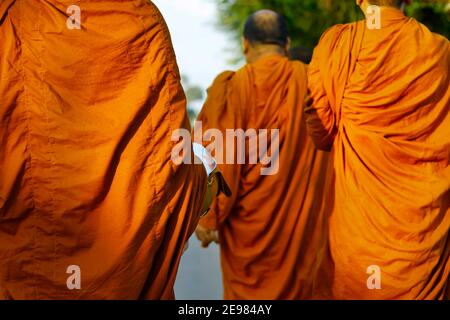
xmin=198 ymin=55 xmax=331 ymax=299
xmin=306 ymin=8 xmax=449 ymax=299
xmin=0 ymin=0 xmax=206 ymax=299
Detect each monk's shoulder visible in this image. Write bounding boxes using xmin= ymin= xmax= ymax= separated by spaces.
xmin=433 ymin=32 xmax=450 ymax=46
xmin=410 ymin=18 xmax=448 ymax=46
xmin=289 ymin=59 xmax=308 ymax=77
xmin=431 ymin=32 xmax=450 ymax=70
xmin=429 ymin=29 xmax=450 ymax=53
xmin=411 ymin=20 xmax=450 ymax=65
xmin=206 ymin=71 xmax=236 ymax=97
xmin=316 ymin=21 xmax=362 ymax=51
xmin=429 ymin=32 xmax=450 ymax=64
xmin=209 ymin=71 xmax=235 ymax=88
xmin=290 ymin=59 xmax=307 ymax=69
xmin=319 ymin=23 xmax=353 ymax=40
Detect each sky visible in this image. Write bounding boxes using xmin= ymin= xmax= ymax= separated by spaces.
xmin=152 ymin=0 xmax=235 ymax=300
xmin=153 ymin=0 xmax=236 ymax=90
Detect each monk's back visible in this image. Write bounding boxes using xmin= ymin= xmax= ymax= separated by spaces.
xmin=0 ymin=0 xmax=206 ymax=299
xmin=306 ymin=6 xmax=449 ymax=299
xmin=227 ymin=57 xmax=307 ymax=240
xmin=218 ymin=56 xmax=330 ymax=299
xmin=344 ymin=9 xmax=449 ymax=134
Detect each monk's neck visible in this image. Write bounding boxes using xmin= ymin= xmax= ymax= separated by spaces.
xmin=246 ymin=47 xmax=287 ymax=64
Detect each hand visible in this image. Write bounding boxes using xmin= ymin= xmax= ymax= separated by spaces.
xmin=195 ymin=224 xmax=219 ymax=248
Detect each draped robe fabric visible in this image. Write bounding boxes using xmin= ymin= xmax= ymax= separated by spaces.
xmin=306 ymin=8 xmax=449 ymax=300
xmin=0 ymin=0 xmax=206 ymax=299
xmin=198 ymin=55 xmax=331 ymax=299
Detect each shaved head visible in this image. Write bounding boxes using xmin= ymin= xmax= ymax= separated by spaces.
xmin=243 ymin=10 xmax=289 ymax=47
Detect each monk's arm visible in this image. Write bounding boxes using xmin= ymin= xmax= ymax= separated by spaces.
xmin=200 ymin=170 xmax=219 ymax=215
xmin=199 ymin=164 xmax=230 ymax=216
xmin=193 ymin=143 xmax=232 ymax=224
xmin=195 ymin=154 xmax=235 ymax=248
xmin=198 ymin=161 xmax=239 ymax=229
xmin=195 ymin=176 xmax=219 ymax=248
xmin=304 ymin=55 xmax=337 ymax=152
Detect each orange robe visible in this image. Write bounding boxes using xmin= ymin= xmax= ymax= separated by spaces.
xmin=306 ymin=8 xmax=449 ymax=300
xmin=0 ymin=0 xmax=206 ymax=299
xmin=198 ymin=55 xmax=331 ymax=299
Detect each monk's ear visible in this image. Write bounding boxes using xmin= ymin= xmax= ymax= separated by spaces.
xmin=242 ymin=37 xmax=250 ymax=55
xmin=285 ymin=38 xmax=292 ymax=52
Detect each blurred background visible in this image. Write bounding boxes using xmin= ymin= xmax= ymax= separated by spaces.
xmin=152 ymin=0 xmax=449 ymax=300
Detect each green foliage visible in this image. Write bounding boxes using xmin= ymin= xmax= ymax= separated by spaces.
xmin=406 ymin=1 xmax=449 ymax=38
xmin=216 ymin=0 xmax=449 ymax=57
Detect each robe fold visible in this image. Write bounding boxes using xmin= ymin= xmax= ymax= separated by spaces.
xmin=0 ymin=0 xmax=206 ymax=299
xmin=306 ymin=8 xmax=449 ymax=300
xmin=198 ymin=55 xmax=331 ymax=299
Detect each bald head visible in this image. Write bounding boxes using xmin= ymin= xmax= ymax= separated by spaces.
xmin=243 ymin=10 xmax=289 ymax=47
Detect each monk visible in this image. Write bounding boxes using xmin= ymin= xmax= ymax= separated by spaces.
xmin=305 ymin=0 xmax=449 ymax=299
xmin=195 ymin=10 xmax=331 ymax=299
xmin=0 ymin=0 xmax=229 ymax=299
